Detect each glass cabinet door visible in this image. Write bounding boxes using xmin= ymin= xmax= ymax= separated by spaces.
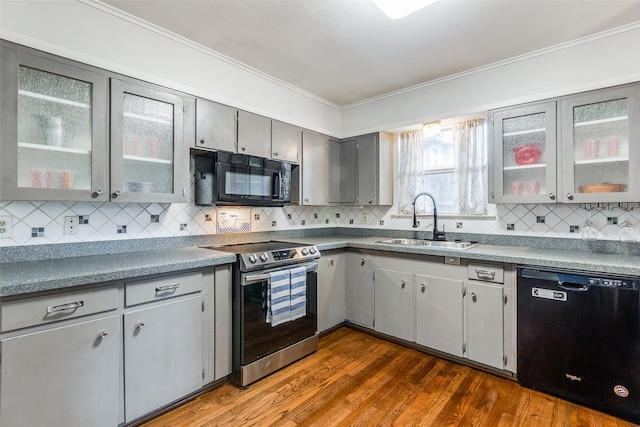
xmin=0 ymin=47 xmax=108 ymax=201
xmin=492 ymin=102 xmax=557 ymax=203
xmin=560 ymin=85 xmax=640 ymax=203
xmin=110 ymin=79 xmax=188 ymax=203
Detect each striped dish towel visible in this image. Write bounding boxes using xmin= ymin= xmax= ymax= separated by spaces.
xmin=268 ymin=270 xmax=291 ymax=326
xmin=289 ymin=266 xmax=307 ymax=321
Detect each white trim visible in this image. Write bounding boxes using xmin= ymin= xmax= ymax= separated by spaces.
xmin=82 ymin=0 xmax=342 ymax=110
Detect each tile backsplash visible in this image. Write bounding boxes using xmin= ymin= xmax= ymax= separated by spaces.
xmin=1 ymin=199 xmax=638 ymax=247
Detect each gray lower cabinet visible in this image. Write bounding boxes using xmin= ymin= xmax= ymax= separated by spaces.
xmin=0 ymin=315 xmax=120 ymax=427
xmin=373 ymin=268 xmax=414 ymax=341
xmin=465 ymin=281 xmax=504 ymax=369
xmin=317 ymin=250 xmax=346 ymax=332
xmin=415 ymin=274 xmax=464 ymax=357
xmin=345 ymin=250 xmax=375 ymax=328
xmin=123 ymin=295 xmax=203 ymax=422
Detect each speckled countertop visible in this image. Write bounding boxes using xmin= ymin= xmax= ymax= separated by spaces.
xmin=1 ymin=233 xmax=638 ymax=297
xmin=282 ymin=236 xmax=640 ymax=276
xmin=0 ymin=247 xmax=236 ymax=297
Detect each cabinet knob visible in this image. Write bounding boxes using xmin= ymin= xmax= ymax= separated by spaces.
xmin=549 ymin=192 xmax=556 ymax=200
xmin=98 ymin=331 xmax=109 ymax=339
xmin=330 ymin=259 xmax=335 ymax=266
xmin=401 ymin=280 xmax=406 ymax=289
xmin=112 ymin=191 xmax=121 ymax=198
xmin=421 ymin=284 xmax=425 ymax=293
xmin=241 ymin=145 xmax=247 ymax=151
xmin=471 ymin=292 xmax=477 ymax=303
xmin=273 ymin=152 xmax=280 ymax=157
xmin=199 ymin=138 xmax=207 ymax=145
xmin=360 ymin=258 xmax=365 ymax=266
xmin=368 ymin=199 xmax=373 ymax=204
xmin=93 ymin=189 xmax=103 ymax=198
xmin=136 ymin=322 xmax=145 ymax=330
xmin=566 ymin=193 xmax=574 ymax=200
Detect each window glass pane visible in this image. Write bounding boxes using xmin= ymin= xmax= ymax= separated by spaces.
xmin=422 ymin=172 xmax=457 ymax=213
xmin=423 ymin=129 xmax=454 ymax=169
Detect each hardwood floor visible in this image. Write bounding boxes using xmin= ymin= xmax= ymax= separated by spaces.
xmin=141 ymin=327 xmax=636 ymax=427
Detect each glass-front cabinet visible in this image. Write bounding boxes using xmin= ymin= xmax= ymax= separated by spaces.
xmin=110 ymin=79 xmax=188 ymax=203
xmin=560 ymin=86 xmax=640 ymax=203
xmin=492 ymin=83 xmax=640 ymax=203
xmin=1 ymin=43 xmax=190 ymax=203
xmin=0 ymin=45 xmax=109 ymax=201
xmin=491 ymin=102 xmax=557 ymax=203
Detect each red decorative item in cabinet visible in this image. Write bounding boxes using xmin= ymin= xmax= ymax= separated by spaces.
xmin=513 ymin=144 xmax=541 ymax=165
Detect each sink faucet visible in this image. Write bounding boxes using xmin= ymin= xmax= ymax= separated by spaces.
xmin=412 ymin=192 xmax=446 ymax=241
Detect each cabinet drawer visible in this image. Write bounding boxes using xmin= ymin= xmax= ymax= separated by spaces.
xmin=125 ymin=271 xmax=202 ymax=306
xmin=1 ymin=285 xmax=118 ymax=332
xmin=468 ymin=263 xmax=504 ymax=284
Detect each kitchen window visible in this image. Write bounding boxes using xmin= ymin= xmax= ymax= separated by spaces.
xmin=398 ymin=118 xmax=488 ymax=216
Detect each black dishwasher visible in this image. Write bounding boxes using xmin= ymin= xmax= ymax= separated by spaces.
xmin=517 ymin=267 xmax=640 ymax=424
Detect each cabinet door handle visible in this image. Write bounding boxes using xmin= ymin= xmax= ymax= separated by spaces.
xmin=241 ymin=145 xmax=247 ymax=151
xmin=566 ymin=193 xmax=574 ymax=200
xmin=136 ymin=322 xmax=145 ymax=330
xmin=401 ymin=280 xmax=406 ymax=289
xmin=360 ymin=258 xmax=365 ymax=266
xmin=549 ymin=192 xmax=556 ymax=200
xmin=199 ymin=138 xmax=207 ymax=145
xmin=47 ymin=300 xmax=84 ymax=313
xmin=156 ymin=283 xmax=180 ymax=292
xmin=330 ymin=259 xmax=335 ymax=266
xmin=112 ymin=191 xmax=121 ymax=198
xmin=98 ymin=331 xmax=109 ymax=339
xmin=93 ymin=189 xmax=103 ymax=198
xmin=471 ymin=292 xmax=477 ymax=302
xmin=273 ymin=151 xmax=280 ymax=157
xmin=421 ymin=284 xmax=425 ymax=293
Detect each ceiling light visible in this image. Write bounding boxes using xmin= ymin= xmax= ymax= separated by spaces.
xmin=372 ymin=0 xmax=438 ymax=20
xmin=422 ymin=121 xmax=442 ymax=137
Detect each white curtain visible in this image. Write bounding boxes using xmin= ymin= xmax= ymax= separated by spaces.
xmin=397 ymin=130 xmax=425 ymax=214
xmin=453 ymin=119 xmax=488 ymax=215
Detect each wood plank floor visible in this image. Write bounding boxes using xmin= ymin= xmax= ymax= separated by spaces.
xmin=141 ymin=327 xmax=637 ymax=427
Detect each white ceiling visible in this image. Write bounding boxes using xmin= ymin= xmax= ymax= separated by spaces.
xmin=102 ymin=0 xmax=640 ymax=107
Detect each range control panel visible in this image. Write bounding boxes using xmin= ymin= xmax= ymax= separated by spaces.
xmin=239 ymin=245 xmax=320 ymax=270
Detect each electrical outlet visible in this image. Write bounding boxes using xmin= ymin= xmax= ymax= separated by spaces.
xmin=0 ymin=216 xmax=13 ymax=238
xmin=362 ymin=213 xmax=368 ymax=224
xmin=64 ymin=216 xmax=79 ymax=235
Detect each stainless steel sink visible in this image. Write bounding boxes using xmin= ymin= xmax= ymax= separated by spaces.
xmin=376 ymin=238 xmax=477 ymax=249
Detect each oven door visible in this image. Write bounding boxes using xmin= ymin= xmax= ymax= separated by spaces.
xmin=239 ymin=262 xmax=317 ymax=365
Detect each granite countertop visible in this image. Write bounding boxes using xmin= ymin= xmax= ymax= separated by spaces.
xmin=0 ymin=247 xmax=236 ymax=297
xmin=284 ymin=235 xmax=640 ymax=276
xmin=1 ymin=234 xmax=639 ymax=298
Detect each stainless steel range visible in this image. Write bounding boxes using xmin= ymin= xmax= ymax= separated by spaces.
xmin=204 ymin=241 xmax=320 ymax=387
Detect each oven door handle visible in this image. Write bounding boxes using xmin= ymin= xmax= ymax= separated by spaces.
xmin=242 ymin=261 xmax=318 ymax=286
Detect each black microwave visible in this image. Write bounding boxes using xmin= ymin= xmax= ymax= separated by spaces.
xmin=194 ymin=152 xmax=292 ymax=206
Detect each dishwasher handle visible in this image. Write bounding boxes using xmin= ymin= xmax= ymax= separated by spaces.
xmin=557 ymin=281 xmax=588 ymax=292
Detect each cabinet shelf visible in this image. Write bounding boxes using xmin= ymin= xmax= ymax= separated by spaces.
xmin=123 ymin=154 xmax=172 ymax=165
xmin=18 ymin=89 xmax=90 ymax=109
xmin=574 ymin=156 xmax=628 ymax=166
xmin=18 ymin=141 xmax=91 ymax=155
xmin=574 ymin=116 xmax=628 ymax=127
xmin=502 ymin=127 xmax=545 ymax=137
xmin=503 ymin=163 xmax=546 ymax=171
xmin=123 ymin=112 xmax=172 ymax=126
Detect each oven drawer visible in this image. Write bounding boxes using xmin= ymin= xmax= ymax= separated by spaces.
xmin=125 ymin=271 xmax=202 ymax=307
xmin=1 ymin=285 xmax=118 ymax=332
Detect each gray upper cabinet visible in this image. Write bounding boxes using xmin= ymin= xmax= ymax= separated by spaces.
xmin=0 ymin=43 xmax=109 ymax=201
xmin=271 ymin=119 xmax=301 ymax=164
xmin=328 ymin=132 xmax=393 ymax=206
xmin=559 ymin=85 xmax=640 ymax=203
xmin=490 ymin=102 xmax=557 ymax=204
xmin=491 ymin=82 xmax=640 ymax=204
xmin=195 ymin=98 xmax=237 ymax=152
xmin=297 ymin=130 xmax=330 ymax=205
xmin=110 ymin=78 xmax=190 ymax=203
xmin=0 ymin=42 xmax=190 ymax=203
xmin=237 ymin=110 xmax=271 ymax=158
